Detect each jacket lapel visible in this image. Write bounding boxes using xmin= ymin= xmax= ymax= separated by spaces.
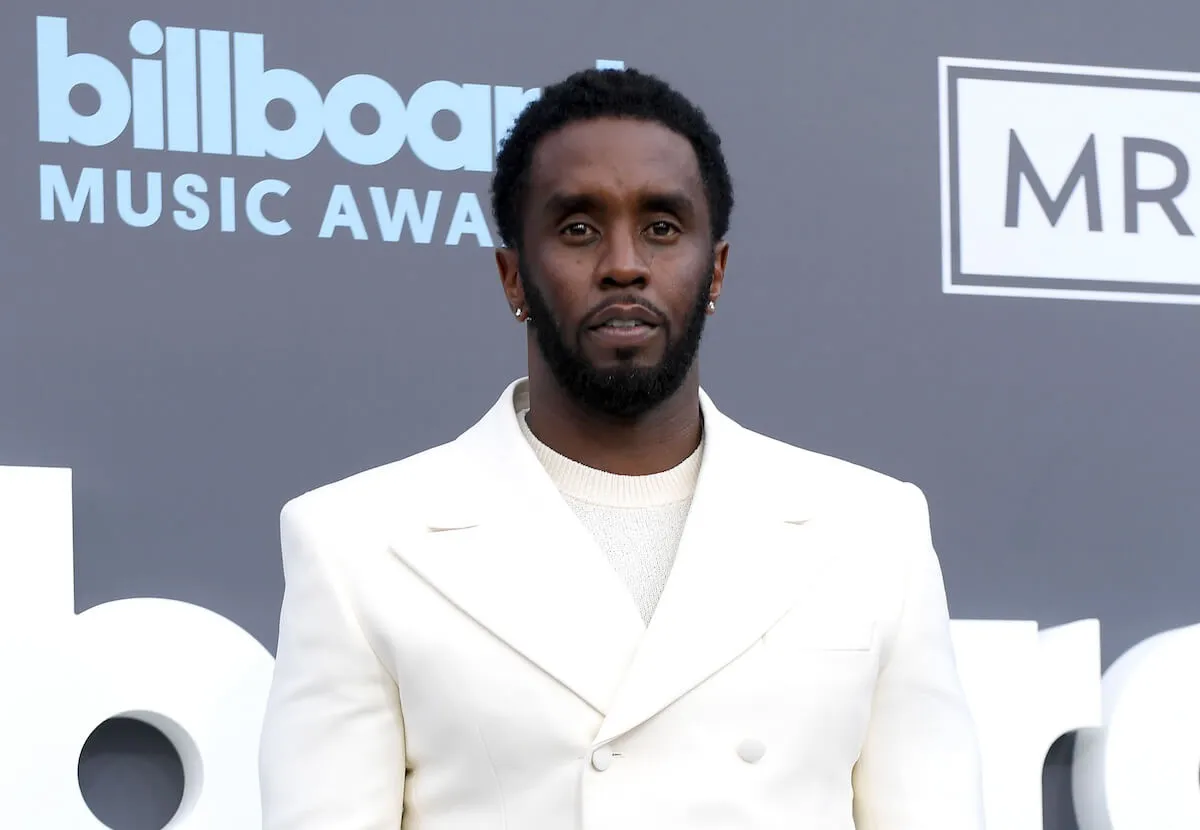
xmin=387 ymin=379 xmax=838 ymax=740
xmin=387 ymin=381 xmax=645 ymax=716
xmin=593 ymin=393 xmax=835 ymax=745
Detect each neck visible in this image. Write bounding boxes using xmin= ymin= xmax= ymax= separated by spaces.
xmin=524 ymin=359 xmax=704 ymax=477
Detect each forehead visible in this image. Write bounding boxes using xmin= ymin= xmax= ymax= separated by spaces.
xmin=526 ymin=117 xmax=704 ymax=202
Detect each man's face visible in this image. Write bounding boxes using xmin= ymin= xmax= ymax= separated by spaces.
xmin=499 ymin=117 xmax=728 ymax=419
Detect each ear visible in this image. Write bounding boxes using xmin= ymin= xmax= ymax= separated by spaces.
xmin=708 ymin=240 xmax=730 ymax=307
xmin=495 ymin=247 xmax=525 ymax=314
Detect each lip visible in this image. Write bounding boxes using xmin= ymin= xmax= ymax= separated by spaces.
xmin=587 ymin=303 xmax=663 ymax=329
xmin=586 ymin=322 xmax=659 ymax=348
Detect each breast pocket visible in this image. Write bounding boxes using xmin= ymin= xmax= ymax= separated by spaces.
xmin=742 ymin=608 xmax=881 ymax=757
xmin=761 ymin=608 xmax=877 ymax=652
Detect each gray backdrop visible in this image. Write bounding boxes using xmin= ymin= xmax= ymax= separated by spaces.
xmin=3 ymin=1 xmax=1197 ymax=827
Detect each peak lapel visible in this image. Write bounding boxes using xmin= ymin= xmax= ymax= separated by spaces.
xmin=595 ymin=397 xmax=834 ymax=745
xmin=389 ymin=381 xmax=645 ymax=716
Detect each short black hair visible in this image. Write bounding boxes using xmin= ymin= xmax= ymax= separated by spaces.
xmin=490 ymin=67 xmax=734 ymax=251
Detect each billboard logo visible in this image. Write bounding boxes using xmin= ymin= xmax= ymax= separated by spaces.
xmin=37 ymin=16 xmax=557 ymax=169
xmin=939 ymin=57 xmax=1200 ymax=305
xmin=33 ymin=16 xmax=624 ymax=243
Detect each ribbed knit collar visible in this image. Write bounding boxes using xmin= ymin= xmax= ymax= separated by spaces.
xmin=516 ymin=408 xmax=702 ymax=508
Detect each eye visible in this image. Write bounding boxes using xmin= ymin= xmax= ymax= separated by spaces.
xmin=647 ymin=220 xmax=680 ymax=238
xmin=560 ymin=222 xmax=593 ymax=238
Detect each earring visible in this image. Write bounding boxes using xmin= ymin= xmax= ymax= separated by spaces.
xmin=514 ymin=307 xmax=523 ymax=319
xmin=707 ymin=300 xmax=716 ymax=313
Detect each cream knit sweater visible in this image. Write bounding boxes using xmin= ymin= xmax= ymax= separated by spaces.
xmin=517 ymin=408 xmax=701 ymax=624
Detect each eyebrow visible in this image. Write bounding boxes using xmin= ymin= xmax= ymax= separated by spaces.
xmin=541 ymin=190 xmax=697 ymax=222
xmin=641 ymin=191 xmax=696 ymax=220
xmin=543 ymin=192 xmax=604 ymax=220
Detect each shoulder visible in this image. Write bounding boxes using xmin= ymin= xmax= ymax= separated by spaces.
xmin=730 ymin=420 xmax=930 ymax=523
xmin=278 ymin=438 xmax=465 ymax=535
xmin=744 ymin=422 xmax=921 ymax=491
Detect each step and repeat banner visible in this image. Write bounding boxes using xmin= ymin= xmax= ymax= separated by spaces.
xmin=2 ymin=1 xmax=1198 ymax=828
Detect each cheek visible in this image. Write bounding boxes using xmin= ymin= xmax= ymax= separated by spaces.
xmin=528 ymin=257 xmax=592 ymax=317
xmin=659 ymin=259 xmax=712 ymax=307
xmin=539 ymin=248 xmax=592 ymax=282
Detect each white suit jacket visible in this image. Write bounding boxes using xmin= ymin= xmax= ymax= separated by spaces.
xmin=259 ymin=379 xmax=985 ymax=830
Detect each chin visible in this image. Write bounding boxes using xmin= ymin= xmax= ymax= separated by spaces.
xmin=580 ymin=341 xmax=664 ymax=364
xmin=586 ymin=356 xmax=663 ymax=375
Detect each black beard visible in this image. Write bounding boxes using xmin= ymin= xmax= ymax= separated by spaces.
xmin=520 ymin=259 xmax=713 ymax=419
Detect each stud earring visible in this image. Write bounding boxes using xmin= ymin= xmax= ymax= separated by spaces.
xmin=514 ymin=307 xmax=523 ymax=319
xmin=707 ymin=300 xmax=717 ymax=313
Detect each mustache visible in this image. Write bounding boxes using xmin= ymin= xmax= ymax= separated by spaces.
xmin=582 ymin=295 xmax=669 ymax=327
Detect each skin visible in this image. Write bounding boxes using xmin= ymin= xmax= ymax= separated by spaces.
xmin=495 ymin=117 xmax=729 ymax=475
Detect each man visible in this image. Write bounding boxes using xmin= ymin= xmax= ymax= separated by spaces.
xmin=258 ymin=67 xmax=985 ymax=829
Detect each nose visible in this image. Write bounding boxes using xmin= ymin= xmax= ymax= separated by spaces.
xmin=597 ymin=227 xmax=649 ymax=289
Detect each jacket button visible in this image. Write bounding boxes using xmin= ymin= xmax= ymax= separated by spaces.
xmin=590 ymin=746 xmax=614 ymax=771
xmin=737 ymin=738 xmax=766 ymax=764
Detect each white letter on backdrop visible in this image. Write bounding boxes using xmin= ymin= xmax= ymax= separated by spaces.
xmin=0 ymin=465 xmax=275 ymax=826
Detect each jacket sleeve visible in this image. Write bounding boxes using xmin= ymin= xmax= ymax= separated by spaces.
xmin=851 ymin=483 xmax=986 ymax=830
xmin=259 ymin=499 xmax=406 ymax=829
